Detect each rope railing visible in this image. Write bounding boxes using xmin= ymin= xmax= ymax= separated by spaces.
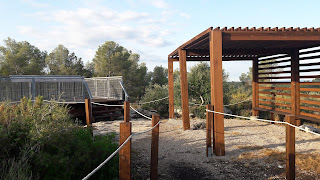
xmin=188 ymin=97 xmax=252 ymax=107
xmin=130 ymin=106 xmax=152 ymax=120
xmin=82 ymin=106 xmax=160 ymax=180
xmin=132 ymin=96 xmax=169 ymax=105
xmin=205 ymin=109 xmax=320 ymax=137
xmin=91 ymin=102 xmax=124 ymax=107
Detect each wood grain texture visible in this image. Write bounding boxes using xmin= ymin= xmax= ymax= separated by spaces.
xmin=286 ymin=115 xmax=295 ymax=180
xmin=150 ymin=114 xmax=160 ymax=180
xmin=252 ymin=57 xmax=259 ymax=116
xmin=168 ymin=58 xmax=174 ymax=119
xmin=119 ymin=122 xmax=131 ymax=180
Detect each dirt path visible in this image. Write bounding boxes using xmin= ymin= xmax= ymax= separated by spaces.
xmin=93 ymin=118 xmax=320 ymax=180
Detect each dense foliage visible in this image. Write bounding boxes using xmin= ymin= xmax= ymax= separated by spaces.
xmin=0 ymin=97 xmax=118 ymax=180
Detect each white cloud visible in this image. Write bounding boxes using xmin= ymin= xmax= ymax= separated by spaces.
xmin=150 ymin=0 xmax=169 ymax=9
xmin=179 ymin=12 xmax=191 ymax=19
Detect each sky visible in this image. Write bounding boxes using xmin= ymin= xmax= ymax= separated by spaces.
xmin=1 ymin=0 xmax=320 ymax=81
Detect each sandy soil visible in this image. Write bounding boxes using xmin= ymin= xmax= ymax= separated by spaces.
xmin=93 ymin=117 xmax=320 ymax=180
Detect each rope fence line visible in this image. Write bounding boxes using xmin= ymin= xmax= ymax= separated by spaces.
xmin=188 ymin=97 xmax=252 ymax=107
xmin=83 ymin=110 xmax=161 ymax=180
xmin=132 ymin=96 xmax=169 ymax=105
xmin=91 ymin=102 xmax=124 ymax=107
xmin=205 ymin=109 xmax=320 ymax=137
xmin=130 ymin=106 xmax=152 ymax=120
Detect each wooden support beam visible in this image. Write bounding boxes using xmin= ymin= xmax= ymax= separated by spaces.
xmin=291 ymin=50 xmax=301 ymax=126
xmin=168 ymin=58 xmax=174 ymax=119
xmin=206 ymin=104 xmax=213 ymax=157
xmin=286 ymin=115 xmax=295 ymax=180
xmin=252 ymin=57 xmax=259 ymax=116
xmin=124 ymin=101 xmax=130 ymax=122
xmin=210 ymin=30 xmax=225 ymax=156
xmin=178 ymin=49 xmax=190 ymax=130
xmin=85 ymin=98 xmax=94 ymax=126
xmin=119 ymin=122 xmax=131 ymax=180
xmin=150 ymin=114 xmax=160 ymax=180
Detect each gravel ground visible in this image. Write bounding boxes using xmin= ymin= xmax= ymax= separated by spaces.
xmin=93 ymin=117 xmax=320 ymax=180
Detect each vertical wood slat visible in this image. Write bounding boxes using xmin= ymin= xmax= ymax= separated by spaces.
xmin=286 ymin=115 xmax=295 ymax=180
xmin=124 ymin=101 xmax=130 ymax=122
xmin=150 ymin=114 xmax=160 ymax=180
xmin=291 ymin=50 xmax=301 ymax=126
xmin=168 ymin=58 xmax=175 ymax=119
xmin=210 ymin=30 xmax=225 ymax=156
xmin=252 ymin=57 xmax=259 ymax=116
xmin=85 ymin=98 xmax=94 ymax=126
xmin=119 ymin=122 xmax=131 ymax=180
xmin=178 ymin=49 xmax=190 ymax=130
xmin=206 ymin=104 xmax=213 ymax=157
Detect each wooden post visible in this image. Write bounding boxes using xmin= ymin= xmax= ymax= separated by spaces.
xmin=206 ymin=104 xmax=213 ymax=157
xmin=168 ymin=58 xmax=174 ymax=119
xmin=210 ymin=30 xmax=225 ymax=156
xmin=85 ymin=98 xmax=94 ymax=126
xmin=286 ymin=115 xmax=295 ymax=180
xmin=252 ymin=57 xmax=259 ymax=116
xmin=119 ymin=122 xmax=131 ymax=180
xmin=124 ymin=101 xmax=130 ymax=122
xmin=150 ymin=114 xmax=160 ymax=180
xmin=291 ymin=50 xmax=301 ymax=126
xmin=178 ymin=49 xmax=190 ymax=130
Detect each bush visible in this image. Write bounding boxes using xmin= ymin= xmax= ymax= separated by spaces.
xmin=141 ymin=84 xmax=169 ymax=117
xmin=0 ymin=97 xmax=118 ymax=180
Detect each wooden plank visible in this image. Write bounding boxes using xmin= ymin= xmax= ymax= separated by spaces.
xmin=258 ymin=105 xmax=292 ymax=113
xmin=253 ymin=107 xmax=291 ymax=116
xmin=301 ymin=99 xmax=320 ymax=106
xmin=259 ymin=96 xmax=292 ymax=102
xmin=179 ymin=49 xmax=190 ymax=130
xmin=259 ymin=57 xmax=291 ymax=65
xmin=301 ymin=82 xmax=320 ymax=85
xmin=300 ymin=93 xmax=320 ymax=98
xmin=300 ymin=88 xmax=320 ymax=92
xmin=259 ymin=76 xmax=292 ymax=80
xmin=85 ymin=98 xmax=94 ymax=126
xmin=291 ymin=50 xmax=301 ymax=126
xmin=259 ymin=86 xmax=291 ymax=91
xmin=300 ymin=75 xmax=320 ymax=79
xmin=297 ymin=115 xmax=320 ymax=123
xmin=150 ymin=114 xmax=159 ymax=180
xmin=223 ymin=31 xmax=320 ymax=41
xmin=168 ymin=58 xmax=174 ymax=118
xmin=286 ymin=115 xmax=295 ymax=180
xmin=258 ymin=54 xmax=290 ymax=61
xmin=300 ymin=48 xmax=320 ymax=55
xmin=210 ymin=30 xmax=225 ymax=156
xmin=300 ymin=105 xmax=320 ymax=112
xmin=259 ymin=70 xmax=291 ymax=75
xmin=259 ymin=82 xmax=291 ymax=84
xmin=124 ymin=101 xmax=130 ymax=122
xmin=299 ymin=68 xmax=320 ymax=73
xmin=259 ymin=91 xmax=291 ymax=96
xmin=258 ymin=64 xmax=291 ymax=70
xmin=119 ymin=122 xmax=131 ymax=180
xmin=300 ymin=112 xmax=320 ymax=119
xmin=259 ymin=100 xmax=292 ymax=108
xmin=252 ymin=57 xmax=259 ymax=116
xmin=299 ymin=54 xmax=320 ymax=60
xmin=206 ymin=104 xmax=213 ymax=157
xmin=300 ymin=62 xmax=320 ymax=67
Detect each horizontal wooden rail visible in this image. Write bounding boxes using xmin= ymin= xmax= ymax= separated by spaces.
xmin=300 ymin=93 xmax=320 ymax=99
xmin=259 ymin=91 xmax=291 ymax=96
xmin=259 ymin=58 xmax=291 ymax=66
xmin=300 ymin=49 xmax=320 ymax=55
xmin=259 ymin=86 xmax=291 ymax=91
xmin=258 ymin=54 xmax=289 ymax=61
xmin=301 ymin=99 xmax=320 ymax=106
xmin=300 ymin=75 xmax=320 ymax=79
xmin=259 ymin=70 xmax=291 ymax=75
xmin=259 ymin=100 xmax=292 ymax=108
xmin=259 ymin=105 xmax=292 ymax=113
xmin=258 ymin=82 xmax=291 ymax=84
xmin=300 ymin=88 xmax=320 ymax=92
xmin=300 ymin=62 xmax=320 ymax=67
xmin=259 ymin=76 xmax=292 ymax=80
xmin=258 ymin=64 xmax=291 ymax=70
xmin=300 ymin=112 xmax=320 ymax=119
xmin=259 ymin=95 xmax=292 ymax=102
xmin=299 ymin=54 xmax=320 ymax=60
xmin=299 ymin=68 xmax=320 ymax=73
xmin=300 ymin=105 xmax=320 ymax=112
xmin=253 ymin=107 xmax=291 ymax=116
xmin=301 ymin=82 xmax=320 ymax=85
xmin=298 ymin=115 xmax=320 ymax=123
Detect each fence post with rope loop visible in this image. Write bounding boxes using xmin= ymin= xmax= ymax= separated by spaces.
xmin=119 ymin=121 xmax=132 ymax=180
xmin=124 ymin=101 xmax=130 ymax=122
xmin=206 ymin=104 xmax=213 ymax=157
xmin=85 ymin=98 xmax=94 ymax=126
xmin=150 ymin=113 xmax=160 ymax=180
xmin=286 ymin=115 xmax=295 ymax=180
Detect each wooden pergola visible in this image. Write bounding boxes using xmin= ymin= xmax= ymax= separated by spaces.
xmin=168 ymin=27 xmax=320 ymax=156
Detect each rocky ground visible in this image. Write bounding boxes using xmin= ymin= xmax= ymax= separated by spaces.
xmin=93 ymin=117 xmax=320 ymax=180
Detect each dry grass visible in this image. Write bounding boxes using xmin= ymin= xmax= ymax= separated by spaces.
xmin=226 ymin=131 xmax=242 ymax=135
xmin=236 ymin=145 xmax=264 ymax=151
xmin=237 ymin=148 xmax=320 ymax=174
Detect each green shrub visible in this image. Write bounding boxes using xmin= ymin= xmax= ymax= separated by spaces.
xmin=141 ymin=84 xmax=169 ymax=117
xmin=0 ymin=97 xmax=118 ymax=180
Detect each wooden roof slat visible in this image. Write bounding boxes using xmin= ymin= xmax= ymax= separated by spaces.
xmin=221 ymin=27 xmax=228 ymax=31
xmin=257 ymin=27 xmax=264 ymax=31
xmin=227 ymin=27 xmax=234 ymax=31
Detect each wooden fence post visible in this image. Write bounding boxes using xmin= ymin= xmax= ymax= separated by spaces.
xmin=286 ymin=115 xmax=295 ymax=180
xmin=85 ymin=98 xmax=94 ymax=126
xmin=150 ymin=114 xmax=160 ymax=180
xmin=124 ymin=101 xmax=130 ymax=122
xmin=206 ymin=104 xmax=213 ymax=157
xmin=119 ymin=122 xmax=132 ymax=180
